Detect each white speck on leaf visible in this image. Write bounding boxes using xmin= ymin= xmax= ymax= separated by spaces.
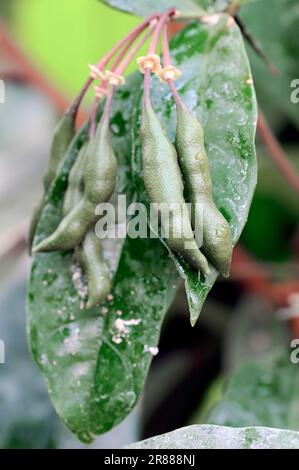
xmin=111 ymin=318 xmax=141 ymax=344
xmin=144 ymin=345 xmax=159 ymax=356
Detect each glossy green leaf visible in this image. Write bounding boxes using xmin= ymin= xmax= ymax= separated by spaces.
xmin=127 ymin=424 xmax=299 ymax=449
xmin=98 ymin=0 xmax=209 ymax=16
xmin=132 ymin=15 xmax=257 ymax=324
xmin=98 ymin=0 xmax=261 ymax=17
xmin=208 ymin=349 xmax=299 ymax=430
xmin=27 ymin=74 xmax=179 ymax=442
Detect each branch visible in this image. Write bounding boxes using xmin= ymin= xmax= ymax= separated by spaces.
xmin=257 ymin=109 xmax=299 ymax=196
xmin=0 ymin=220 xmax=28 ymax=261
xmin=0 ymin=20 xmax=88 ymax=125
xmin=235 ymin=15 xmax=279 ymax=76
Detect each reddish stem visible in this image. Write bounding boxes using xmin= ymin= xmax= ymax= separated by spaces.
xmin=115 ymin=28 xmax=153 ymax=77
xmin=89 ymin=26 xmax=154 ymax=136
xmin=67 ymin=17 xmax=157 ymax=125
xmin=102 ymin=86 xmax=115 ymax=125
xmin=109 ymin=21 xmax=156 ymax=73
xmin=258 ymin=109 xmax=299 ymax=196
xmin=148 ymin=9 xmax=175 ymax=55
xmin=89 ymin=97 xmax=100 ymax=137
xmin=143 ymin=10 xmax=175 ymax=108
xmin=161 ymin=22 xmax=187 ymax=114
xmin=73 ymin=14 xmax=160 ymax=131
xmin=96 ymin=13 xmax=158 ymax=71
xmin=0 ymin=19 xmax=70 ymax=114
xmin=162 ymin=22 xmax=171 ymax=67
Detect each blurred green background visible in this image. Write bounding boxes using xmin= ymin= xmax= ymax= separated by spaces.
xmin=13 ymin=0 xmax=141 ymax=97
xmin=0 ymin=0 xmax=298 ymax=449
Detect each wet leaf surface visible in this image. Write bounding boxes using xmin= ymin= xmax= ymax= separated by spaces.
xmin=127 ymin=423 xmax=299 ymax=449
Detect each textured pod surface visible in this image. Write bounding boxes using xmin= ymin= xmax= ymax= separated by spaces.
xmin=62 ymin=141 xmax=111 ymax=308
xmin=175 ymin=104 xmax=233 ymax=277
xmin=33 ymin=198 xmax=96 ymax=252
xmin=141 ymin=102 xmax=209 ymax=275
xmin=28 ymin=110 xmax=76 ymax=251
xmin=79 ymin=231 xmax=111 ymax=309
xmin=28 ymin=201 xmax=44 ymax=253
xmin=63 ymin=143 xmax=87 ymax=215
xmin=84 ymin=117 xmax=118 ymax=205
xmin=132 ymin=15 xmax=257 ymax=324
xmin=33 ymin=116 xmax=117 ymax=253
xmin=43 ymin=111 xmax=76 ymax=191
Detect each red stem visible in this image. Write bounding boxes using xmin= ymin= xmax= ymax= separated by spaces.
xmin=143 ymin=10 xmax=175 ymax=109
xmin=148 ymin=9 xmax=175 ymax=55
xmin=0 ymin=19 xmax=69 ymax=114
xmin=258 ymin=109 xmax=299 ymax=196
xmin=102 ymin=86 xmax=115 ymax=124
xmin=72 ymin=14 xmax=160 ymax=130
xmin=88 ymin=25 xmax=154 ymax=136
xmin=89 ymin=97 xmax=100 ymax=137
xmin=161 ymin=22 xmax=187 ymax=112
xmin=162 ymin=22 xmax=171 ymax=67
xmin=96 ymin=13 xmax=158 ymax=71
xmin=109 ymin=22 xmax=155 ymax=73
xmin=116 ymin=28 xmax=153 ymax=76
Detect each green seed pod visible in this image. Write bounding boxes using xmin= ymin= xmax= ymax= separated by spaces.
xmin=28 ymin=109 xmax=76 ymax=253
xmin=77 ymin=231 xmax=111 ymax=309
xmin=63 ymin=143 xmax=87 ymax=216
xmin=83 ymin=117 xmax=118 ymax=206
xmin=63 ymin=141 xmax=111 ymax=308
xmin=44 ymin=110 xmax=76 ymax=191
xmin=141 ymin=101 xmax=210 ymax=276
xmin=28 ymin=202 xmax=43 ymax=254
xmin=33 ymin=115 xmax=117 ymax=253
xmin=175 ymin=104 xmax=233 ymax=277
xmin=33 ymin=197 xmax=96 ymax=252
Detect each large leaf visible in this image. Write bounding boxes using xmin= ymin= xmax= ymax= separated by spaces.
xmin=27 ymin=73 xmax=179 ymax=442
xmin=132 ymin=15 xmax=257 ymax=324
xmin=127 ymin=424 xmax=299 ymax=449
xmin=27 ymin=16 xmax=256 ymax=441
xmin=99 ymin=0 xmax=209 ymax=16
xmin=240 ymin=0 xmax=299 ymax=129
xmin=98 ymin=0 xmax=259 ymax=17
xmin=0 ymin=278 xmax=60 ymax=449
xmin=208 ymin=349 xmax=299 ymax=430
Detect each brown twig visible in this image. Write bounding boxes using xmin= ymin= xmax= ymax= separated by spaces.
xmin=226 ymin=1 xmax=239 ymax=17
xmin=0 ymin=20 xmax=68 ymax=111
xmin=235 ymin=15 xmax=279 ymax=76
xmin=0 ymin=19 xmax=88 ymax=125
xmin=257 ymin=109 xmax=299 ymax=196
xmin=0 ymin=220 xmax=28 ymax=260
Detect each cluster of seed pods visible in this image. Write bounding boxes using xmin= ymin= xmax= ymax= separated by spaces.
xmin=29 ymin=8 xmax=233 ymax=309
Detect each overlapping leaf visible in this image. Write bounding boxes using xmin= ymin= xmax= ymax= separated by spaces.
xmin=127 ymin=424 xmax=299 ymax=449
xmin=99 ymin=0 xmax=208 ymax=16
xmin=208 ymin=349 xmax=299 ymax=430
